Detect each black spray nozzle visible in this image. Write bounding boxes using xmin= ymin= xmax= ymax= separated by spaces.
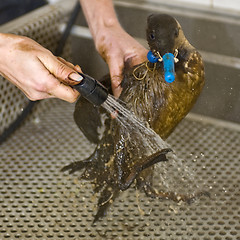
xmin=73 ymin=73 xmax=108 ymax=106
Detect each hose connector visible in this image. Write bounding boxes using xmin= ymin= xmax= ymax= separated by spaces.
xmin=73 ymin=73 xmax=108 ymax=106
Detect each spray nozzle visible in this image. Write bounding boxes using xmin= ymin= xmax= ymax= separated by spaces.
xmin=73 ymin=73 xmax=108 ymax=106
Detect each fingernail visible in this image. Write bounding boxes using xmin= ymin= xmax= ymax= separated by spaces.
xmin=69 ymin=72 xmax=83 ymax=81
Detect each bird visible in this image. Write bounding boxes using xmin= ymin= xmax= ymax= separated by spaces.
xmin=61 ymin=13 xmax=205 ymax=223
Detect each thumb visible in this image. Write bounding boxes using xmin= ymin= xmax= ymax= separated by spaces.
xmin=38 ymin=53 xmax=82 ymax=85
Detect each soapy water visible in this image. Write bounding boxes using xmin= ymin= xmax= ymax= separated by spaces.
xmin=102 ymin=95 xmax=203 ymax=196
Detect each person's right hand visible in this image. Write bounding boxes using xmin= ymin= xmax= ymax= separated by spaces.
xmin=94 ymin=24 xmax=148 ymax=97
xmin=0 ymin=33 xmax=82 ymax=102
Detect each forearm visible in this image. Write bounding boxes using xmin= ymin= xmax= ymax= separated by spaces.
xmin=79 ymin=0 xmax=121 ymax=42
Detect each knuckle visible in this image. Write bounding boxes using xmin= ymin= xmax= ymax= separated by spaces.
xmin=45 ymin=78 xmax=57 ymax=91
xmin=56 ymin=62 xmax=67 ymax=77
xmin=28 ymin=92 xmax=43 ymax=101
xmin=57 ymin=56 xmax=64 ymax=61
xmin=68 ymin=92 xmax=79 ymax=103
xmin=68 ymin=98 xmax=75 ymax=103
xmin=55 ymin=61 xmax=74 ymax=80
xmin=34 ymin=81 xmax=47 ymax=93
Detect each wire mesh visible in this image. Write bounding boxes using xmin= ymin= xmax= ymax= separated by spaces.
xmin=0 ymin=100 xmax=239 ymax=240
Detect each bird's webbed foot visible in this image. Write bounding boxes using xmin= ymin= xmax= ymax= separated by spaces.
xmin=118 ymin=148 xmax=172 ymax=191
xmin=61 ymin=156 xmax=103 ymax=181
xmin=93 ymin=186 xmax=119 ymax=224
xmin=61 ymin=159 xmax=90 ymax=175
xmin=143 ymin=183 xmax=210 ymax=204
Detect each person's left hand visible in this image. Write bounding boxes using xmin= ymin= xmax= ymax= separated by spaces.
xmin=94 ymin=24 xmax=148 ymax=97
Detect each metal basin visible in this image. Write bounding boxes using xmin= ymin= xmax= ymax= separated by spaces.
xmin=0 ymin=0 xmax=239 ymax=239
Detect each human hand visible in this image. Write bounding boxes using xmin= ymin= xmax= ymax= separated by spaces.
xmin=79 ymin=0 xmax=148 ymax=97
xmin=0 ymin=33 xmax=82 ymax=102
xmin=94 ymin=25 xmax=148 ymax=97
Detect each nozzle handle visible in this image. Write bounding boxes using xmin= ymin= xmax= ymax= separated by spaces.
xmin=73 ymin=73 xmax=108 ymax=106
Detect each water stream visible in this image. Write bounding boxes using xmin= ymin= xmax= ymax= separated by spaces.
xmin=102 ymin=95 xmax=202 ymax=196
xmin=102 ymin=94 xmax=171 ymax=153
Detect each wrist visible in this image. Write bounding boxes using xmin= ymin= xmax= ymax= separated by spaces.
xmin=93 ymin=17 xmax=121 ymax=43
xmin=79 ymin=0 xmax=121 ymax=42
xmin=0 ymin=33 xmax=14 ymax=72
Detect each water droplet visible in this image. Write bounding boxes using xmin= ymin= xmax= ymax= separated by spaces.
xmin=33 ymin=117 xmax=40 ymax=124
xmin=222 ymin=187 xmax=227 ymax=193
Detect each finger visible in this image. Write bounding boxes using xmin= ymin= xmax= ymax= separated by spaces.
xmin=74 ymin=64 xmax=82 ymax=72
xmin=38 ymin=54 xmax=81 ymax=86
xmin=57 ymin=57 xmax=82 ymax=74
xmin=56 ymin=57 xmax=83 ymax=75
xmin=26 ymin=91 xmax=55 ymax=101
xmin=56 ymin=58 xmax=83 ymax=85
xmin=111 ymin=76 xmax=122 ymax=98
xmin=56 ymin=57 xmax=82 ymax=76
xmin=48 ymin=78 xmax=80 ymax=103
xmin=57 ymin=56 xmax=75 ymax=69
xmin=130 ymin=49 xmax=148 ymax=66
xmin=107 ymin=58 xmax=124 ymax=98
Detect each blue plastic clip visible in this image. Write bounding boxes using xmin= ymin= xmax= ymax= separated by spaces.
xmin=147 ymin=50 xmax=159 ymax=63
xmin=147 ymin=50 xmax=176 ymax=83
xmin=162 ymin=53 xmax=175 ymax=83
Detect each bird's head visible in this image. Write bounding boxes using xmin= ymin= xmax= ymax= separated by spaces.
xmin=146 ymin=14 xmax=185 ymax=58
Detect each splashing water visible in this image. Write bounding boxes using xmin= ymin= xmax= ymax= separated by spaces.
xmin=102 ymin=95 xmax=204 ymax=196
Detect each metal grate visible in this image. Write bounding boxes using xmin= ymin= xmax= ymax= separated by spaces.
xmin=0 ymin=1 xmax=74 ymax=134
xmin=0 ymin=99 xmax=239 ymax=240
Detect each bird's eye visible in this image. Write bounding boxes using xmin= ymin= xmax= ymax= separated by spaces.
xmin=174 ymin=28 xmax=179 ymax=37
xmin=150 ymin=33 xmax=155 ymax=40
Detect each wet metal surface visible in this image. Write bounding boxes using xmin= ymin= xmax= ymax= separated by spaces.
xmin=0 ymin=100 xmax=239 ymax=239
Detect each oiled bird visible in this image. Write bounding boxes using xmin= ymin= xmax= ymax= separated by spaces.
xmin=62 ymin=14 xmax=205 ymax=222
